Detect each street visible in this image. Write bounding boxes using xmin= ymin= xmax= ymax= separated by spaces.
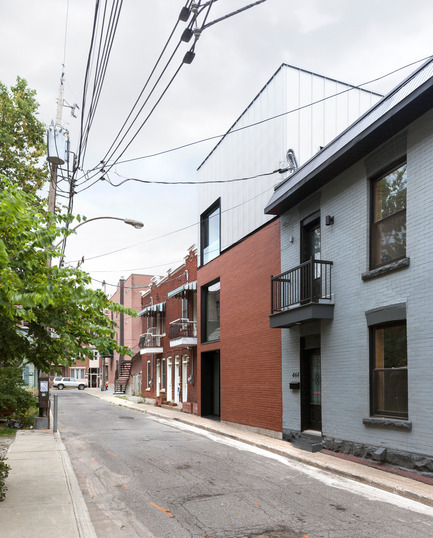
xmin=56 ymin=391 xmax=433 ymax=538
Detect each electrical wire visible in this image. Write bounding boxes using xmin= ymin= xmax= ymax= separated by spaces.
xmin=98 ymin=0 xmax=194 ymax=168
xmin=89 ymin=217 xmax=281 ymax=290
xmin=78 ymin=0 xmax=124 ymax=170
xmin=64 ymin=182 xmax=275 ymax=265
xmin=72 ymin=54 xmax=433 ymax=192
xmin=77 ymin=1 xmax=218 ymax=186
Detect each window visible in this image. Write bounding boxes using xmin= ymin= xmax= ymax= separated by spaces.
xmin=146 ymin=360 xmax=151 ymax=389
xmin=371 ymin=161 xmax=407 ymax=269
xmin=200 ymin=199 xmax=220 ymax=265
xmin=161 ymin=358 xmax=166 ymax=390
xmin=182 ymin=297 xmax=188 ymax=320
xmin=157 ymin=311 xmax=166 ymax=335
xmin=370 ymin=321 xmax=408 ymax=419
xmin=202 ymin=280 xmax=220 ymax=342
xmin=70 ymin=368 xmax=85 ymax=379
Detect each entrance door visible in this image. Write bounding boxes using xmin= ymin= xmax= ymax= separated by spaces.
xmin=301 ymin=348 xmax=322 ymax=431
xmin=174 ymin=358 xmax=180 ymax=404
xmin=167 ymin=358 xmax=172 ymax=400
xmin=201 ymin=350 xmax=220 ymax=417
xmin=182 ymin=357 xmax=188 ymax=402
xmin=156 ymin=360 xmax=160 ymax=397
xmin=301 ymin=213 xmax=321 ymax=302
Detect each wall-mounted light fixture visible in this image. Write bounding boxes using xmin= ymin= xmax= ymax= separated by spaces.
xmin=325 ymin=215 xmax=335 ymax=226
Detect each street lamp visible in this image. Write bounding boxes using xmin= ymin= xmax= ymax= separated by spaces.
xmin=54 ymin=215 xmax=144 ymax=270
xmin=53 ymin=215 xmax=144 ymax=250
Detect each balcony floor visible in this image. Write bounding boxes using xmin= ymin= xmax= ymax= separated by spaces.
xmin=140 ymin=347 xmax=163 ymax=354
xmin=169 ymin=337 xmax=197 ymax=348
xmin=270 ymin=302 xmax=334 ymax=328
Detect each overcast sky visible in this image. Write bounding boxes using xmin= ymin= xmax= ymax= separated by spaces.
xmin=2 ymin=0 xmax=433 ymax=295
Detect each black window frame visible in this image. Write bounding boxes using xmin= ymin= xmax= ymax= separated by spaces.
xmin=369 ymin=320 xmax=408 ymax=420
xmin=201 ymin=279 xmax=220 ymax=343
xmin=200 ymin=198 xmax=221 ymax=266
xmin=370 ymin=159 xmax=407 ymax=270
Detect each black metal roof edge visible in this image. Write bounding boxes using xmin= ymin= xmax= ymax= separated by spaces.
xmin=265 ymin=58 xmax=433 ymax=215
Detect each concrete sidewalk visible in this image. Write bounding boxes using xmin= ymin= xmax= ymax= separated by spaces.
xmin=1 ymin=389 xmax=432 ymax=538
xmin=0 ymin=429 xmax=96 ymax=538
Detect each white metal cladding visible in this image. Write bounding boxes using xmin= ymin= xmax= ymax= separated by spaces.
xmin=197 ymin=64 xmax=382 ymax=260
xmin=266 ymin=59 xmax=433 ymax=214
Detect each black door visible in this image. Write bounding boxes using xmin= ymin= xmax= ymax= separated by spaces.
xmin=201 ymin=350 xmax=220 ymax=418
xmin=301 ymin=213 xmax=321 ymax=302
xmin=301 ymin=348 xmax=322 ymax=431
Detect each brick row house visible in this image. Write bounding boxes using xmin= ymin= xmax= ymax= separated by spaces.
xmin=138 ymin=247 xmax=198 ymax=411
xmin=106 ymin=273 xmax=154 ymax=393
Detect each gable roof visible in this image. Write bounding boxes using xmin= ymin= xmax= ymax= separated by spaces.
xmin=197 ymin=63 xmax=381 ymax=171
xmin=265 ymin=58 xmax=433 ymax=215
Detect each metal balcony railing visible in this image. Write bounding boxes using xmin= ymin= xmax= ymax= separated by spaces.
xmin=139 ymin=327 xmax=163 ymax=349
xmin=271 ymin=259 xmax=333 ymax=314
xmin=168 ymin=319 xmax=197 ymax=340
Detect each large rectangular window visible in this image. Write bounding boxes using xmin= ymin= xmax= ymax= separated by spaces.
xmin=202 ymin=280 xmax=220 ymax=342
xmin=200 ymin=199 xmax=221 ymax=265
xmin=371 ymin=161 xmax=407 ymax=269
xmin=371 ymin=321 xmax=408 ymax=419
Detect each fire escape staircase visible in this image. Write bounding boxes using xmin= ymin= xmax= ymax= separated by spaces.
xmin=114 ymin=360 xmax=132 ymax=394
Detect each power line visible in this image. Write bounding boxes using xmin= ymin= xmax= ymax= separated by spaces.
xmin=97 ymin=0 xmax=194 ymax=169
xmin=73 ymin=54 xmax=432 ymax=192
xmin=64 ymin=183 xmax=275 ymax=265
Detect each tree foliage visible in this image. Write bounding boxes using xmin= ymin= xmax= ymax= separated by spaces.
xmin=0 ymin=77 xmax=48 ymax=196
xmin=0 ymin=181 xmax=135 ymax=372
xmin=0 ymin=366 xmax=36 ymax=421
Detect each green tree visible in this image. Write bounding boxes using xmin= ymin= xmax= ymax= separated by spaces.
xmin=0 ymin=181 xmax=134 ymax=372
xmin=0 ymin=77 xmax=48 ymax=196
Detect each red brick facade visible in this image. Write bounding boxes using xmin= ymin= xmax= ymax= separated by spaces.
xmin=197 ymin=218 xmax=282 ymax=433
xmin=107 ymin=274 xmax=154 ymax=392
xmin=139 ymin=248 xmax=198 ymax=409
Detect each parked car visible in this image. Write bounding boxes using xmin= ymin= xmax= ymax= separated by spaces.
xmin=53 ymin=377 xmax=87 ymax=390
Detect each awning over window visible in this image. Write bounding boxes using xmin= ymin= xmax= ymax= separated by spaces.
xmin=138 ymin=302 xmax=166 ymax=317
xmin=167 ymin=281 xmax=197 ymax=299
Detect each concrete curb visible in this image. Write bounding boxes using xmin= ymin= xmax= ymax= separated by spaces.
xmin=86 ymin=391 xmax=433 ymax=508
xmin=54 ymin=432 xmax=97 ymax=538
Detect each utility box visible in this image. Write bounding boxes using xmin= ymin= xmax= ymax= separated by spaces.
xmin=47 ymin=124 xmax=68 ymax=165
xmin=38 ymin=374 xmax=50 ymax=417
xmin=34 ymin=373 xmax=50 ymax=429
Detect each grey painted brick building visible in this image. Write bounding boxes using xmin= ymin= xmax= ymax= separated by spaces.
xmin=265 ymin=59 xmax=433 ymax=473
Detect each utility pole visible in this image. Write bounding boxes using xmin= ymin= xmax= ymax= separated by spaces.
xmin=47 ymin=69 xmax=67 ymax=215
xmin=119 ymin=276 xmax=125 ymax=366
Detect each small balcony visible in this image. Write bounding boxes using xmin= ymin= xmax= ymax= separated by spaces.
xmin=139 ymin=327 xmax=163 ymax=354
xmin=168 ymin=318 xmax=197 ymax=348
xmin=270 ymin=259 xmax=334 ymax=328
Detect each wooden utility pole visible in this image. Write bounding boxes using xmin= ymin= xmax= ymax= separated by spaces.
xmin=48 ymin=71 xmax=65 ymax=215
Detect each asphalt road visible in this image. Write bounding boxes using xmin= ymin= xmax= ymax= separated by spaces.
xmin=56 ymin=390 xmax=433 ymax=537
